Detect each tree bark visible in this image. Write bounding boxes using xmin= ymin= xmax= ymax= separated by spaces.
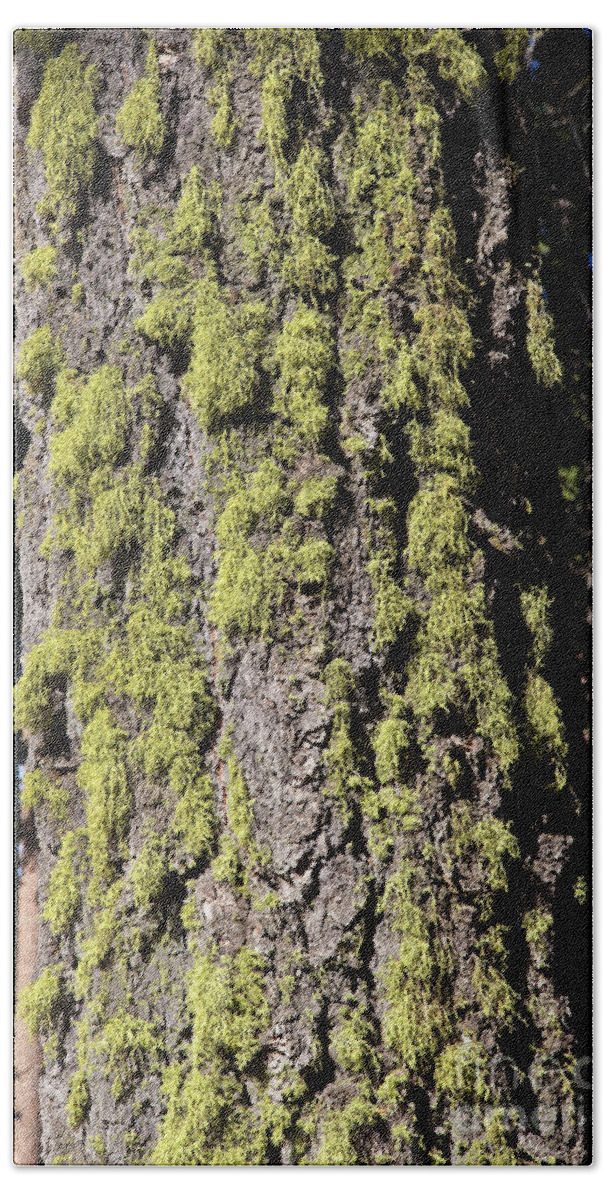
xmin=14 ymin=28 xmax=591 ymax=1166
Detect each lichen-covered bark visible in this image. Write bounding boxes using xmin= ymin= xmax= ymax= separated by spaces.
xmin=14 ymin=28 xmax=591 ymax=1166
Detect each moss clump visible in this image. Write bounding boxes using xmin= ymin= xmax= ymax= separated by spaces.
xmin=77 ymin=706 xmax=131 ymax=903
xmin=49 ymin=365 xmax=131 ymax=491
xmin=365 ymin=499 xmax=415 ymax=651
xmin=522 ymin=907 xmax=553 ymax=965
xmin=16 ymin=325 xmax=63 ymax=396
xmin=209 ymin=457 xmax=332 ymax=641
xmin=44 ymin=831 xmax=82 ymax=934
xmin=408 ymin=411 xmax=476 ymax=491
xmin=18 ymin=966 xmax=62 ymax=1038
xmin=495 ymin=29 xmax=529 ymax=84
xmin=330 ymin=1004 xmax=378 ymax=1078
xmin=281 ymin=142 xmax=337 ymax=295
xmin=183 ymin=279 xmax=267 ymax=431
xmin=14 ymin=29 xmax=64 ymax=58
xmin=524 ymin=670 xmax=568 ymax=789
xmin=151 ymin=947 xmax=270 ymax=1164
xmin=274 ymin=304 xmax=333 ymax=443
xmin=21 ymin=244 xmax=57 ymax=291
xmin=294 ymin=474 xmax=337 ymax=519
xmin=451 ymin=802 xmax=519 ymax=901
xmin=247 ymin=30 xmax=322 ymax=175
xmin=373 ymin=710 xmax=409 ymax=785
xmin=172 ymin=168 xmax=222 ymax=256
xmin=14 ymin=628 xmax=80 ymax=734
xmin=129 ymin=832 xmax=169 ymax=911
xmin=115 ymin=39 xmax=165 ymax=163
xmin=435 ymin=1037 xmax=490 ymax=1104
xmin=66 ymin=1068 xmax=90 ymax=1129
xmin=171 ymin=771 xmax=216 ymax=862
xmin=314 ymin=1092 xmax=378 ymax=1165
xmin=20 ymin=767 xmax=69 ymax=820
xmin=471 ymin=926 xmax=518 ymax=1024
xmin=381 ymin=861 xmax=449 ymax=1074
xmin=526 ymin=275 xmax=562 ymax=388
xmin=520 ymin=584 xmax=553 ymax=668
xmin=94 ymin=1012 xmax=160 ymax=1100
xmin=27 ymin=42 xmax=98 ymax=217
xmin=193 ymin=29 xmax=240 ymax=147
xmin=459 ymin=1108 xmax=517 ymax=1165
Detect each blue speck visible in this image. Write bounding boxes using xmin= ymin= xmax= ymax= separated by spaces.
xmin=17 ymin=867 xmax=23 ymax=880
xmin=528 ymin=59 xmax=541 ymax=74
xmin=583 ymin=28 xmax=592 ymax=39
xmin=18 ymin=842 xmax=24 ymax=858
xmin=17 ymin=763 xmax=25 ymax=782
xmin=541 ymin=288 xmax=548 ymax=301
xmin=588 ymin=252 xmax=593 ymax=270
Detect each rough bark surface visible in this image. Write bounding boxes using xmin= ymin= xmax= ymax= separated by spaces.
xmin=14 ymin=28 xmax=591 ymax=1166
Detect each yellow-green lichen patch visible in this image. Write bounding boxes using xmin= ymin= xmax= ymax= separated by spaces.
xmin=44 ymin=830 xmax=84 ymax=935
xmin=16 ymin=326 xmax=63 ymax=397
xmin=183 ymin=279 xmax=267 ymax=431
xmin=524 ymin=670 xmax=568 ymax=789
xmin=525 ymin=274 xmax=562 ymax=388
xmin=151 ymin=947 xmax=270 ymax=1164
xmin=495 ymin=29 xmax=529 ymax=84
xmin=193 ymin=29 xmax=241 ymax=147
xmin=273 ymin=304 xmax=333 ymax=443
xmin=27 ymin=42 xmax=98 ymax=217
xmin=115 ymin=39 xmax=165 ymax=164
xmin=18 ymin=965 xmax=62 ymax=1039
xmin=21 ymin=244 xmax=58 ymax=291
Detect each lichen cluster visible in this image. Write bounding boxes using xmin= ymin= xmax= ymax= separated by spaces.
xmin=15 ymin=27 xmax=587 ymax=1166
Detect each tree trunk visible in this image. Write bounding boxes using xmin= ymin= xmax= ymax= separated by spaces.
xmin=14 ymin=28 xmax=591 ymax=1166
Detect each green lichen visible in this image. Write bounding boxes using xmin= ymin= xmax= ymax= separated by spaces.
xmin=435 ymin=1037 xmax=490 ymax=1104
xmin=44 ymin=831 xmax=82 ymax=934
xmin=27 ymin=42 xmax=98 ymax=217
xmin=66 ymin=1068 xmax=90 ymax=1128
xmin=520 ymin=584 xmax=553 ymax=669
xmin=18 ymin=966 xmax=62 ymax=1038
xmin=495 ymin=29 xmax=529 ymax=84
xmin=16 ymin=325 xmax=63 ymax=396
xmin=151 ymin=947 xmax=270 ymax=1164
xmin=526 ymin=275 xmax=562 ymax=388
xmin=21 ymin=244 xmax=57 ymax=291
xmin=558 ymin=465 xmax=582 ymax=504
xmin=524 ymin=670 xmax=568 ymax=789
xmin=381 ymin=861 xmax=450 ymax=1075
xmin=274 ymin=304 xmax=333 ymax=443
xmin=193 ymin=29 xmax=240 ymax=147
xmin=93 ymin=1012 xmax=160 ymax=1100
xmin=116 ymin=39 xmax=165 ymax=163
xmin=20 ymin=767 xmax=69 ymax=820
xmin=294 ymin=474 xmax=337 ymax=519
xmin=183 ymin=279 xmax=267 ymax=431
